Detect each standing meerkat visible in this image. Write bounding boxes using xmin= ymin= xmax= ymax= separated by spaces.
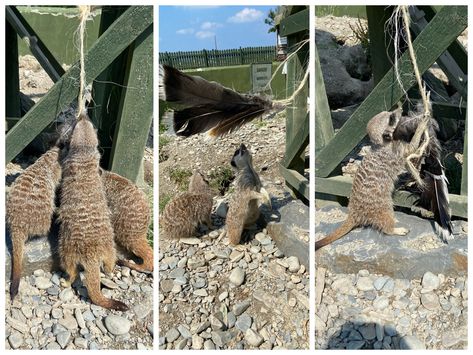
xmin=101 ymin=169 xmax=153 ymax=272
xmin=6 ymin=146 xmax=62 ymax=300
xmin=160 ymin=171 xmax=214 ymax=239
xmin=315 ymin=108 xmax=442 ymax=250
xmin=59 ymin=115 xmax=127 ymax=311
xmin=226 ymin=144 xmax=271 ymax=245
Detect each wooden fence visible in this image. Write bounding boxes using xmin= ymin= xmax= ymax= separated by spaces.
xmin=159 ymin=46 xmax=276 ymax=70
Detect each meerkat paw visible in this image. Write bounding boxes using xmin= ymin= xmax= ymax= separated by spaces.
xmin=392 ymin=227 xmax=409 ymax=236
xmin=60 ymin=278 xmax=72 ymax=288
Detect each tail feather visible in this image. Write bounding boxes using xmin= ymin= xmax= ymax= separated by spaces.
xmin=159 ymin=65 xmax=275 ymax=137
xmin=315 ymin=219 xmax=356 ymax=250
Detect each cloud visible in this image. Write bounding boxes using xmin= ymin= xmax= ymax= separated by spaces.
xmin=201 ymin=21 xmax=222 ymax=30
xmin=196 ymin=31 xmax=215 ymax=39
xmin=228 ymin=8 xmax=264 ymax=23
xmin=176 ymin=28 xmax=195 ymax=35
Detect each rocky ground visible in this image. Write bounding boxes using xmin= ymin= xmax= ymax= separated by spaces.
xmin=159 ymin=108 xmax=310 ymax=349
xmin=5 ymin=266 xmax=153 ymax=350
xmin=315 ymin=268 xmax=468 ymax=350
xmin=315 ymin=14 xmax=468 ymax=350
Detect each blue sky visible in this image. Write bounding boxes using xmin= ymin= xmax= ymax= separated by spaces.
xmin=159 ymin=6 xmax=278 ymax=52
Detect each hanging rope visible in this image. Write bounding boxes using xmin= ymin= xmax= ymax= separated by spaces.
xmin=76 ymin=5 xmax=90 ymax=119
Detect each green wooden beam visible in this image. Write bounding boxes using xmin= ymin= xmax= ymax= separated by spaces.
xmin=315 ymin=175 xmax=467 ymax=218
xmin=5 ymin=20 xmax=21 ymax=119
xmin=279 ymin=8 xmax=309 ymax=37
xmin=5 ymin=6 xmax=153 ymax=163
xmin=367 ymin=6 xmax=395 ymax=85
xmin=315 ymin=6 xmax=467 ymax=178
xmin=314 ymin=44 xmax=334 ymax=153
xmin=6 ymin=6 xmax=65 ymax=82
xmin=279 ymin=165 xmax=309 ymax=202
xmin=109 ymin=24 xmax=153 ymax=183
xmin=461 ymin=110 xmax=467 ymax=196
xmin=91 ymin=6 xmax=130 ymax=167
xmin=417 ymin=6 xmax=467 ymax=74
xmin=283 ymin=112 xmax=309 ymax=167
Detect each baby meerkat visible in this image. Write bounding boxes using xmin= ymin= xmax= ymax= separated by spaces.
xmin=101 ymin=169 xmax=153 ymax=272
xmin=59 ymin=115 xmax=127 ymax=311
xmin=6 ymin=146 xmax=63 ymax=300
xmin=315 ymin=109 xmax=423 ymax=250
xmin=226 ymin=144 xmax=271 ymax=245
xmin=160 ymin=171 xmax=214 ymax=239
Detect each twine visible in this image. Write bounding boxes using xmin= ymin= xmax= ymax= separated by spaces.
xmin=76 ymin=5 xmax=90 ymax=119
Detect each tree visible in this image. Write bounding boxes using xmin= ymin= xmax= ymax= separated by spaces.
xmin=264 ymin=7 xmax=280 ymax=33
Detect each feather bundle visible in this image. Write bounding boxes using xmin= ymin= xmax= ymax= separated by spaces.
xmin=159 ymin=65 xmax=277 ymax=137
xmin=393 ymin=107 xmax=453 ymax=241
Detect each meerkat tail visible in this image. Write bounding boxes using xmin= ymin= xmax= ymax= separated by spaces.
xmin=426 ymin=171 xmax=453 ymax=242
xmin=83 ymin=261 xmax=128 ymax=311
xmin=10 ymin=231 xmax=26 ymax=300
xmin=315 ymin=219 xmax=356 ymax=250
xmin=117 ymin=240 xmax=154 ymax=273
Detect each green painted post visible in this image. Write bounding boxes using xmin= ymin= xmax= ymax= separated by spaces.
xmin=109 ymin=25 xmax=153 ymax=183
xmin=5 ymin=20 xmax=21 ymax=120
xmin=461 ymin=110 xmax=468 ymax=196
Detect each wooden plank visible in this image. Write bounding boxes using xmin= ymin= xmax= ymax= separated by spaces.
xmin=315 ymin=6 xmax=467 ymax=178
xmin=279 ymin=166 xmax=309 ymax=201
xmin=91 ymin=6 xmax=130 ymax=167
xmin=409 ymin=6 xmax=467 ymax=98
xmin=366 ymin=6 xmax=395 ymax=85
xmin=279 ymin=8 xmax=309 ymax=37
xmin=461 ymin=110 xmax=467 ymax=195
xmin=315 ymin=176 xmax=467 ymax=218
xmin=314 ymin=44 xmax=334 ymax=153
xmin=5 ymin=6 xmax=153 ymax=163
xmin=6 ymin=6 xmax=65 ymax=82
xmin=5 ymin=20 xmax=21 ymax=119
xmin=283 ymin=112 xmax=309 ymax=167
xmin=417 ymin=6 xmax=467 ymax=74
xmin=109 ymin=25 xmax=153 ymax=183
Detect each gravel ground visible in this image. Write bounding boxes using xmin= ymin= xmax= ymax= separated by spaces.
xmin=315 ymin=268 xmax=468 ymax=350
xmin=5 ymin=266 xmax=153 ymax=350
xmin=159 ymin=227 xmax=309 ymax=350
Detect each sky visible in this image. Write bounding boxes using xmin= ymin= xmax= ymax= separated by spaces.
xmin=159 ymin=6 xmax=278 ymax=52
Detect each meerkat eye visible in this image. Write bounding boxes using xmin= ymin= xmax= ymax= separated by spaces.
xmin=389 ymin=113 xmax=398 ymax=126
xmin=383 ymin=133 xmax=392 ymax=141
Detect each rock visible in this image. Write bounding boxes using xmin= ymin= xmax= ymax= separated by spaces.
xmin=400 ymin=335 xmax=425 ymax=350
xmin=359 ymin=324 xmax=376 ymax=340
xmin=74 ymin=337 xmax=88 ymax=349
xmin=245 ymin=329 xmax=263 ymax=347
xmin=59 ymin=315 xmax=78 ymax=331
xmin=356 ymin=276 xmax=373 ymax=291
xmin=287 ymin=256 xmax=300 ymax=273
xmin=235 ymin=314 xmax=252 ymax=332
xmin=204 ymin=340 xmax=216 ymax=350
xmin=421 ymin=272 xmax=440 ymax=291
xmin=165 ymin=328 xmax=180 ymax=343
xmin=177 ymin=324 xmax=192 ymax=339
xmin=59 ymin=288 xmax=74 ymax=302
xmin=229 ymin=267 xmax=245 ymax=286
xmin=420 ymin=293 xmax=440 ymax=310
xmin=8 ymin=332 xmax=24 ymax=349
xmin=215 ymin=200 xmax=228 ymax=218
xmin=180 ymin=237 xmax=201 ymax=245
xmin=373 ymin=295 xmax=390 ymax=310
xmin=104 ymin=315 xmax=131 ymax=336
xmin=35 ymin=276 xmax=52 ymax=290
xmin=373 ymin=276 xmax=389 ymax=290
xmin=347 ymin=340 xmax=365 ymax=350
xmin=192 ymin=334 xmax=204 ymax=350
xmin=233 ymin=300 xmax=251 ymax=316
xmin=56 ymin=331 xmax=71 ymax=349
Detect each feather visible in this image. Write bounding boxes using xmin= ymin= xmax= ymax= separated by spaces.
xmin=392 ymin=107 xmax=453 ymax=241
xmin=159 ymin=65 xmax=277 ymax=137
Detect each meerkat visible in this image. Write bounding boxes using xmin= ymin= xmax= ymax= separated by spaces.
xmin=226 ymin=144 xmax=271 ymax=245
xmin=6 ymin=146 xmax=63 ymax=300
xmin=100 ymin=169 xmax=153 ymax=272
xmin=315 ymin=108 xmax=433 ymax=250
xmin=58 ymin=114 xmax=127 ymax=311
xmin=160 ymin=171 xmax=214 ymax=239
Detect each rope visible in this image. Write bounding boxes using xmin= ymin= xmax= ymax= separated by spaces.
xmin=76 ymin=5 xmax=90 ymax=119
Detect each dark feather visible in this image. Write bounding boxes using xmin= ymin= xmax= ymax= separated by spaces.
xmin=392 ymin=108 xmax=453 ymax=241
xmin=159 ymin=65 xmax=276 ymax=137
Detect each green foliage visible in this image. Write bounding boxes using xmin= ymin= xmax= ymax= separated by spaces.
xmin=265 ymin=7 xmax=280 ymax=33
xmin=159 ymin=194 xmax=172 ymax=212
xmin=350 ymin=18 xmax=370 ymax=61
xmin=169 ymin=167 xmax=193 ymax=191
xmin=208 ymin=165 xmax=235 ymax=195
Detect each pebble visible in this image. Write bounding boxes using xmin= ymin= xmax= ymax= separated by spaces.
xmin=180 ymin=237 xmax=201 ymax=245
xmin=74 ymin=337 xmax=88 ymax=349
xmin=59 ymin=288 xmax=74 ymax=302
xmin=229 ymin=267 xmax=245 ymax=286
xmin=233 ymin=300 xmax=251 ymax=316
xmin=35 ymin=276 xmax=52 ymax=290
xmin=373 ymin=295 xmax=390 ymax=310
xmin=235 ymin=314 xmax=252 ymax=332
xmin=245 ymin=329 xmax=263 ymax=347
xmin=8 ymin=332 xmax=24 ymax=349
xmin=359 ymin=324 xmax=376 ymax=340
xmin=421 ymin=292 xmax=440 ymax=310
xmin=400 ymin=335 xmax=425 ymax=350
xmin=56 ymin=331 xmax=71 ymax=349
xmin=287 ymin=256 xmax=300 ymax=273
xmin=165 ymin=328 xmax=180 ymax=343
xmin=422 ymin=272 xmax=440 ymax=292
xmin=104 ymin=315 xmax=131 ymax=336
xmin=356 ymin=277 xmax=373 ymax=291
